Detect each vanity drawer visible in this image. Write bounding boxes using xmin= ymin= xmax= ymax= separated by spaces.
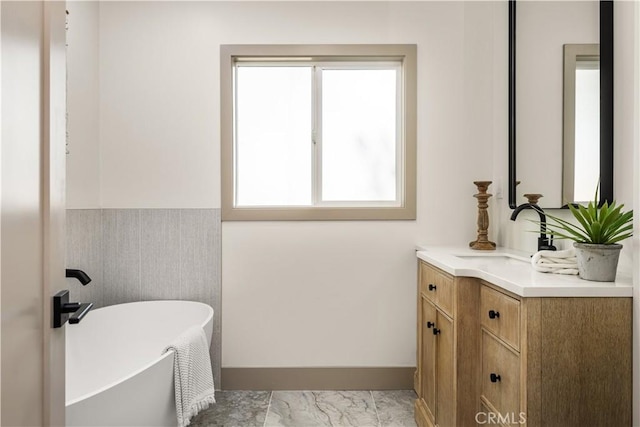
xmin=481 ymin=331 xmax=521 ymax=424
xmin=480 ymin=284 xmax=520 ymax=350
xmin=419 ymin=262 xmax=453 ymax=317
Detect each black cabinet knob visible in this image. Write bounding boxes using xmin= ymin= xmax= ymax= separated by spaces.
xmin=426 ymin=321 xmax=435 ymax=329
xmin=433 ymin=328 xmax=441 ymax=335
xmin=488 ymin=310 xmax=500 ymax=319
xmin=428 ymin=284 xmax=437 ymax=291
xmin=490 ymin=373 xmax=501 ymax=383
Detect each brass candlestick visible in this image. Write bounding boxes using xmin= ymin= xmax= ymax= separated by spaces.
xmin=470 ymin=181 xmax=496 ymax=250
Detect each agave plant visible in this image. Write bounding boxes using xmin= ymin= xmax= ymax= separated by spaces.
xmin=543 ymin=188 xmax=633 ymax=245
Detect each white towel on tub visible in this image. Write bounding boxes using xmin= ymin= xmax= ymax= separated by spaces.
xmin=164 ymin=325 xmax=216 ymax=427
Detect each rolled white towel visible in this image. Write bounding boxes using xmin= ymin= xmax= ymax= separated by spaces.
xmin=531 ymin=248 xmax=579 ymax=275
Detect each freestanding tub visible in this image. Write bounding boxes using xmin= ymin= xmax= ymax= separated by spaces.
xmin=66 ymin=300 xmax=214 ymax=427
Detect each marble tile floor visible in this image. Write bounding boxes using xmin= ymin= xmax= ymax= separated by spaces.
xmin=190 ymin=390 xmax=417 ymax=427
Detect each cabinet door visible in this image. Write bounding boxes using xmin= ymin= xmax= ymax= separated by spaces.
xmin=420 ymin=296 xmax=437 ymax=422
xmin=435 ymin=311 xmax=455 ymax=427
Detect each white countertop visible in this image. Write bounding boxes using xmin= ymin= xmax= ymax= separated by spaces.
xmin=416 ymin=245 xmax=633 ymax=297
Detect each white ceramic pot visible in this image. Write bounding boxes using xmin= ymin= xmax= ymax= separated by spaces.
xmin=573 ymin=242 xmax=622 ymax=282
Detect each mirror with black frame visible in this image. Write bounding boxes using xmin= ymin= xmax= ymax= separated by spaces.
xmin=508 ymin=0 xmax=613 ymax=209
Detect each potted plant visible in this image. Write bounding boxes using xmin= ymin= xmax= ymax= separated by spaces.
xmin=542 ymin=189 xmax=633 ymax=282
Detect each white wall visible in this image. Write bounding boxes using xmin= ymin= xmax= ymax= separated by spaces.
xmin=99 ymin=2 xmax=220 ymax=208
xmin=67 ymin=1 xmax=100 ymax=208
xmin=219 ymin=1 xmax=498 ymax=368
xmin=66 ymin=1 xmax=501 ymax=369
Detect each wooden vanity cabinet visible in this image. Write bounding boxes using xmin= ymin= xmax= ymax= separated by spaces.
xmin=415 ymin=261 xmax=480 ymax=427
xmin=480 ymin=281 xmax=632 ymax=427
xmin=415 ymin=260 xmax=632 ymax=427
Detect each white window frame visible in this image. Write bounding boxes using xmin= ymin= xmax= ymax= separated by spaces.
xmin=221 ymin=45 xmax=417 ymax=221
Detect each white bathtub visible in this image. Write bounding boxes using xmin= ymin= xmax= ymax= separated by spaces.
xmin=66 ymin=300 xmax=214 ymax=427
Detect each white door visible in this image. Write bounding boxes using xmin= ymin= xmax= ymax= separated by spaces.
xmin=1 ymin=1 xmax=67 ymax=425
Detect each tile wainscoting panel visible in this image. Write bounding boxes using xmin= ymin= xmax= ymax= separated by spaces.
xmin=140 ymin=209 xmax=181 ymax=301
xmin=66 ymin=209 xmax=104 ymax=308
xmin=66 ymin=208 xmax=222 ymax=388
xmin=102 ymin=209 xmax=141 ymax=306
xmin=179 ymin=209 xmax=220 ymax=308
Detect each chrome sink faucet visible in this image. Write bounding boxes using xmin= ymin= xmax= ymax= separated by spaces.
xmin=510 ymin=202 xmax=557 ymax=252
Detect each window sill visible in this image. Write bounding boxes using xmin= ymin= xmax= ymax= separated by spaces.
xmin=222 ymin=205 xmax=416 ymax=221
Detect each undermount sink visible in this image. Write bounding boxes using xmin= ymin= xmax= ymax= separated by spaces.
xmin=454 ymin=254 xmax=530 ymax=266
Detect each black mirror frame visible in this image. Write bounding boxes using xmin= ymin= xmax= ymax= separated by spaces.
xmin=508 ymin=0 xmax=614 ymax=209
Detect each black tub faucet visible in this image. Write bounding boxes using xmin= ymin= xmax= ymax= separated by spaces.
xmin=66 ymin=269 xmax=92 ymax=285
xmin=510 ymin=203 xmax=557 ymax=252
xmin=53 ymin=290 xmax=93 ymax=327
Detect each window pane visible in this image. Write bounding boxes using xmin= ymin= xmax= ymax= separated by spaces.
xmin=574 ymin=67 xmax=599 ymax=203
xmin=235 ymin=66 xmax=312 ymax=206
xmin=321 ymin=69 xmax=397 ymax=202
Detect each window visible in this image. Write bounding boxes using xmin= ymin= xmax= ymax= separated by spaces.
xmin=562 ymin=44 xmax=600 ymax=205
xmin=221 ymin=45 xmax=416 ymax=220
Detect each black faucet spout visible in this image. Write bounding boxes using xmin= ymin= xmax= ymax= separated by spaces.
xmin=66 ymin=269 xmax=92 ymax=286
xmin=510 ymin=203 xmax=557 ymax=251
